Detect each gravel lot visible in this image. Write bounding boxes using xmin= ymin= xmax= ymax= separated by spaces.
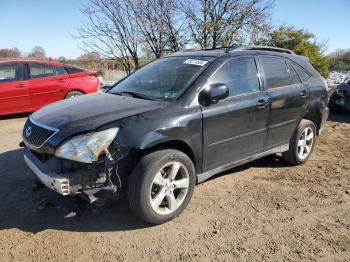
xmin=0 ymin=113 xmax=349 ymax=262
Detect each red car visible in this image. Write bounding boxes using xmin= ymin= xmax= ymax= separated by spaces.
xmin=0 ymin=60 xmax=100 ymax=116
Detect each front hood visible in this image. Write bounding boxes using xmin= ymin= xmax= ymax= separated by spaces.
xmin=31 ymin=92 xmax=168 ymax=137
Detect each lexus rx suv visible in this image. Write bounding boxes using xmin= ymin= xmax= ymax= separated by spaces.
xmin=21 ymin=46 xmax=329 ymax=224
xmin=0 ymin=60 xmax=100 ymax=116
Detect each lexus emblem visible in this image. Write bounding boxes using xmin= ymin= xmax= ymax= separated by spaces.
xmin=25 ymin=126 xmax=32 ymax=137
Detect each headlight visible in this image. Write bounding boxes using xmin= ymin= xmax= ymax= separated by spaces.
xmin=55 ymin=128 xmax=119 ymax=163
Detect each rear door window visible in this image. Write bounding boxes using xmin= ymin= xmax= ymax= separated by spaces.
xmin=260 ymin=57 xmax=291 ymax=89
xmin=29 ymin=64 xmax=56 ymax=79
xmin=209 ymin=57 xmax=260 ymax=97
xmin=0 ymin=64 xmax=24 ymax=83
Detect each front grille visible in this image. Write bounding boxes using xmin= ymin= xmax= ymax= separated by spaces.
xmin=23 ymin=118 xmax=58 ymax=148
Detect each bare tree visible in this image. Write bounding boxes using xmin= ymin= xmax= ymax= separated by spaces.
xmin=128 ymin=0 xmax=186 ymax=58
xmin=0 ymin=47 xmax=21 ymax=58
xmin=29 ymin=46 xmax=46 ymax=59
xmin=76 ymin=0 xmax=273 ymax=74
xmin=76 ymin=0 xmax=140 ymax=74
xmin=182 ymin=0 xmax=273 ymax=49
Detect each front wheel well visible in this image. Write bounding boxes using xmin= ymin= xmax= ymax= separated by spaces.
xmin=142 ymin=140 xmax=196 ymax=172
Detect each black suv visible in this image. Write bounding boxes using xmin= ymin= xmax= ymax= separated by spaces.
xmin=22 ymin=46 xmax=329 ymax=224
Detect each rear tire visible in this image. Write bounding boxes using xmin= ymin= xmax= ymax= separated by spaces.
xmin=65 ymin=91 xmax=83 ymax=99
xmin=329 ymin=92 xmax=342 ymax=114
xmin=283 ymin=119 xmax=316 ymax=165
xmin=127 ymin=149 xmax=196 ymax=225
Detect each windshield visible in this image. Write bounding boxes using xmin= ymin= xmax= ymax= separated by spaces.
xmin=110 ymin=56 xmax=215 ymax=101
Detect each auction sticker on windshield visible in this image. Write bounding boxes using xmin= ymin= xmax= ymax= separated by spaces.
xmin=183 ymin=59 xmax=208 ymax=66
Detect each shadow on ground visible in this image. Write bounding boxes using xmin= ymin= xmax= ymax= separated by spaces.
xmin=0 ymin=148 xmax=289 ymax=233
xmin=0 ymin=113 xmax=30 ymax=121
xmin=0 ymin=148 xmax=150 ymax=233
xmin=207 ymin=154 xmax=291 ymax=182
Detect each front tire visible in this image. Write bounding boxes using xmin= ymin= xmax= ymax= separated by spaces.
xmin=127 ymin=149 xmax=196 ymax=225
xmin=283 ymin=119 xmax=316 ymax=165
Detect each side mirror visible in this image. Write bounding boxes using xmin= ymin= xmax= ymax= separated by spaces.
xmin=199 ymin=83 xmax=229 ymax=106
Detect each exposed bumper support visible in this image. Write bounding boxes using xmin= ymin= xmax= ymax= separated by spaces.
xmin=24 ymin=148 xmax=70 ymax=196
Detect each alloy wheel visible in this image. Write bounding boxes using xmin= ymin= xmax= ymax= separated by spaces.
xmin=297 ymin=127 xmax=314 ymax=160
xmin=149 ymin=161 xmax=190 ymax=215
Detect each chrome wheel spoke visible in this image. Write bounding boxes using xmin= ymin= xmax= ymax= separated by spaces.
xmin=168 ymin=162 xmax=181 ymax=180
xmin=151 ymin=188 xmax=166 ymax=210
xmin=298 ymin=147 xmax=305 ymax=158
xmin=173 ymin=178 xmax=189 ymax=189
xmin=306 ymin=132 xmax=314 ymax=141
xmin=298 ymin=139 xmax=304 ymax=147
xmin=153 ymin=172 xmax=166 ymax=186
xmin=166 ymin=193 xmax=179 ymax=211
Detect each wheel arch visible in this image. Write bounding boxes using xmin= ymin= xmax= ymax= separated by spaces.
xmin=301 ymin=110 xmax=322 ymax=136
xmin=141 ymin=140 xmax=197 ymax=173
xmin=64 ymin=89 xmax=85 ymax=98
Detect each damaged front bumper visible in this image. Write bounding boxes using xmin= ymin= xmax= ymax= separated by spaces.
xmin=23 ymin=147 xmax=121 ymax=199
xmin=24 ymin=148 xmax=70 ymax=195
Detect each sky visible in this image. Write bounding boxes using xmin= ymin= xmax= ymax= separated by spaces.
xmin=0 ymin=0 xmax=349 ymax=59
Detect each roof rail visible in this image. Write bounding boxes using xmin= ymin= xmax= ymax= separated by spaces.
xmin=178 ymin=46 xmax=236 ymax=53
xmin=174 ymin=45 xmax=295 ymax=55
xmin=230 ymin=46 xmax=295 ymax=54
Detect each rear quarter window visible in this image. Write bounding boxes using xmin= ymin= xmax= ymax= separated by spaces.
xmin=55 ymin=66 xmax=67 ymax=76
xmin=292 ymin=63 xmax=311 ymax=82
xmin=286 ymin=61 xmax=301 ymax=85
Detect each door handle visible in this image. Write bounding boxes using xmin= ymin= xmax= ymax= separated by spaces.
xmin=57 ymin=79 xmax=68 ymax=83
xmin=15 ymin=83 xmax=27 ymax=88
xmin=257 ymin=99 xmax=269 ymax=108
xmin=300 ymin=90 xmax=308 ymax=97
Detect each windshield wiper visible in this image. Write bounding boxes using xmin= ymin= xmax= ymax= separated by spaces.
xmin=112 ymin=91 xmax=157 ymax=101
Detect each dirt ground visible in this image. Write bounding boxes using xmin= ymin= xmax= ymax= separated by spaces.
xmin=0 ymin=113 xmax=349 ymax=262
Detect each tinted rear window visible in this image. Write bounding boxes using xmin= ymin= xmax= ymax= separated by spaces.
xmin=261 ymin=57 xmax=290 ymax=89
xmin=0 ymin=64 xmax=23 ymax=82
xmin=64 ymin=66 xmax=87 ymax=74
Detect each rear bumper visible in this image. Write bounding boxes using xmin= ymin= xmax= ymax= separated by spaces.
xmin=319 ymin=106 xmax=329 ymax=135
xmin=24 ymin=148 xmax=70 ymax=195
